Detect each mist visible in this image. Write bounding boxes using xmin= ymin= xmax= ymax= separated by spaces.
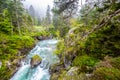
xmin=22 ymin=0 xmax=54 ymax=18
xmin=21 ymin=0 xmax=87 ymax=19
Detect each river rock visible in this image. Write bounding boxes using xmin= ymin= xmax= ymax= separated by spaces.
xmin=30 ymin=55 xmax=42 ymax=68
xmin=13 ymin=59 xmax=21 ymax=67
xmin=36 ymin=36 xmax=51 ymax=40
xmin=66 ymin=67 xmax=80 ymax=76
xmin=5 ymin=61 xmax=11 ymax=69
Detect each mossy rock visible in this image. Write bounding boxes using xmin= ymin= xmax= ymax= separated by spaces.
xmin=95 ymin=56 xmax=120 ymax=70
xmin=62 ymin=73 xmax=86 ymax=80
xmin=55 ymin=67 xmax=87 ymax=80
xmin=50 ymin=73 xmax=60 ymax=80
xmin=110 ymin=57 xmax=120 ymax=70
xmin=91 ymin=67 xmax=120 ymax=80
xmin=66 ymin=67 xmax=80 ymax=76
xmin=30 ymin=55 xmax=42 ymax=68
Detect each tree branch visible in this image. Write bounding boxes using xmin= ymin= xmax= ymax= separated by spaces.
xmin=82 ymin=9 xmax=120 ymax=40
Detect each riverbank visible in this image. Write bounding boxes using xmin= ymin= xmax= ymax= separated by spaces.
xmin=0 ymin=34 xmax=35 ymax=80
xmin=0 ymin=26 xmax=52 ymax=80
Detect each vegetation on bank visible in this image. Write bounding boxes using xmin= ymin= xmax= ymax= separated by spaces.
xmin=50 ymin=0 xmax=120 ymax=80
xmin=0 ymin=27 xmax=50 ymax=80
xmin=0 ymin=0 xmax=52 ymax=79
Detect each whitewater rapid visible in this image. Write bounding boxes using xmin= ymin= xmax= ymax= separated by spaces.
xmin=11 ymin=40 xmax=59 ymax=80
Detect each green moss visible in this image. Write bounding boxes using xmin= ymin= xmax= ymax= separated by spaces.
xmin=31 ymin=55 xmax=42 ymax=68
xmin=92 ymin=67 xmax=120 ymax=80
xmin=73 ymin=55 xmax=99 ymax=67
xmin=110 ymin=57 xmax=120 ymax=70
xmin=54 ymin=40 xmax=65 ymax=55
xmin=62 ymin=73 xmax=86 ymax=80
xmin=32 ymin=55 xmax=41 ymax=60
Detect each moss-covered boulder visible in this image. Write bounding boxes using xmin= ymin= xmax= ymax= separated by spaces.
xmin=91 ymin=67 xmax=120 ymax=80
xmin=110 ymin=57 xmax=120 ymax=70
xmin=30 ymin=55 xmax=42 ymax=68
xmin=50 ymin=63 xmax=65 ymax=80
xmin=91 ymin=56 xmax=120 ymax=80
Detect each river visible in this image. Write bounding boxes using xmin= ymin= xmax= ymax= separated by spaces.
xmin=10 ymin=39 xmax=59 ymax=80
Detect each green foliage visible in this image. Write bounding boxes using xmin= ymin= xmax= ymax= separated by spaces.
xmin=0 ymin=0 xmax=34 ymax=35
xmin=52 ymin=13 xmax=70 ymax=37
xmin=79 ymin=4 xmax=100 ymax=26
xmin=92 ymin=67 xmax=120 ymax=80
xmin=0 ymin=65 xmax=12 ymax=80
xmin=0 ymin=34 xmax=34 ymax=60
xmin=0 ymin=34 xmax=35 ymax=80
xmin=49 ymin=27 xmax=60 ymax=38
xmin=9 ymin=35 xmax=34 ymax=48
xmin=73 ymin=55 xmax=99 ymax=67
xmin=97 ymin=0 xmax=120 ymax=13
xmin=50 ymin=1 xmax=120 ymax=80
xmin=0 ymin=9 xmax=13 ymax=34
xmin=54 ymin=40 xmax=65 ymax=55
xmin=32 ymin=30 xmax=50 ymax=37
xmin=85 ymin=23 xmax=120 ymax=58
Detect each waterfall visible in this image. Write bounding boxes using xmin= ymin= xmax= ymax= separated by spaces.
xmin=11 ymin=39 xmax=59 ymax=80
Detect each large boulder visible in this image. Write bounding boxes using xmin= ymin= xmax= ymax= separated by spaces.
xmin=30 ymin=55 xmax=42 ymax=68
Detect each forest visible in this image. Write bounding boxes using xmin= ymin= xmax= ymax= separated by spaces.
xmin=0 ymin=0 xmax=120 ymax=80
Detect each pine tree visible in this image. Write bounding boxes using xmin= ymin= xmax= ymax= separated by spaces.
xmin=46 ymin=5 xmax=51 ymax=25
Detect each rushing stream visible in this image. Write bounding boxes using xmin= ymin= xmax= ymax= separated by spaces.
xmin=11 ymin=39 xmax=59 ymax=80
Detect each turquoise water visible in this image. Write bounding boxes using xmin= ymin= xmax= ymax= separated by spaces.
xmin=11 ymin=40 xmax=59 ymax=80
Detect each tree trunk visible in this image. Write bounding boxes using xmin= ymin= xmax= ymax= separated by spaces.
xmin=14 ymin=0 xmax=21 ymax=36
